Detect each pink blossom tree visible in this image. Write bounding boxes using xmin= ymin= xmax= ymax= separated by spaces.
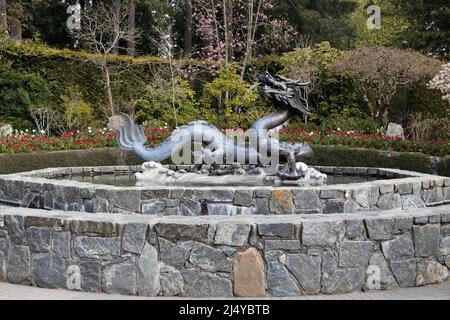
xmin=192 ymin=0 xmax=298 ymax=78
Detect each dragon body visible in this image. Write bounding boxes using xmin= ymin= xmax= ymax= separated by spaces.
xmin=118 ymin=73 xmax=315 ymax=179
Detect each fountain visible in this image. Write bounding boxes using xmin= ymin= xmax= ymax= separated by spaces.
xmin=0 ymin=73 xmax=449 ymax=297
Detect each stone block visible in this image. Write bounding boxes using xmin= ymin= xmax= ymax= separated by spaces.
xmin=74 ymin=236 xmax=120 ymax=260
xmin=381 ymin=233 xmax=414 ymax=261
xmin=233 ymin=248 xmax=266 ymax=297
xmin=321 ymin=267 xmax=365 ymax=294
xmin=367 ymin=253 xmax=397 ymax=290
xmin=154 ymin=223 xmax=209 ymax=242
xmin=285 ymin=254 xmax=321 ymax=294
xmin=293 ymin=190 xmax=321 ymax=210
xmin=233 ymin=190 xmax=254 ymax=207
xmin=52 ymin=231 xmax=71 ymax=258
xmin=416 ymin=259 xmax=449 ymax=286
xmin=5 ymin=215 xmax=26 ymax=245
xmin=264 ymin=251 xmax=301 ymax=297
xmin=377 ymin=193 xmax=402 ymax=210
xmin=158 ymin=238 xmax=189 ymax=269
xmin=160 ymin=264 xmax=184 ymax=296
xmin=365 ymin=218 xmax=394 ymax=241
xmin=352 ymin=187 xmax=378 ymax=208
xmin=142 ymin=201 xmax=165 ymax=215
xmin=31 ymin=253 xmax=67 ymax=288
xmin=189 ymin=242 xmax=232 ymax=273
xmin=258 ymin=223 xmax=296 ymax=239
xmin=269 ymin=190 xmax=293 ymax=214
xmin=182 ymin=269 xmax=233 ymax=297
xmin=264 ymin=240 xmax=301 ymax=251
xmin=214 ymin=223 xmax=251 ymax=247
xmin=401 ymin=195 xmax=425 ymax=210
xmin=25 ymin=227 xmax=52 ymax=253
xmin=339 ymin=241 xmax=374 ymax=268
xmin=122 ymin=223 xmax=148 ymax=254
xmin=390 ymin=259 xmax=417 ymax=288
xmin=102 ymin=258 xmax=137 ymax=295
xmin=413 ymin=224 xmax=440 ymax=257
xmin=80 ymin=261 xmax=102 ymax=292
xmin=137 ymin=243 xmax=160 ymax=297
xmin=302 ymin=221 xmax=344 ymax=247
xmin=6 ymin=245 xmax=31 ymax=284
xmin=345 ymin=219 xmax=364 ymax=239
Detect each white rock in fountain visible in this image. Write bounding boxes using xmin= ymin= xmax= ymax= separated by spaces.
xmin=135 ymin=162 xmax=271 ymax=186
xmin=296 ymin=162 xmax=327 ymax=183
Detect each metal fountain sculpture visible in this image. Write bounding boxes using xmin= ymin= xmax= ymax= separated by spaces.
xmin=117 ymin=72 xmax=326 ymax=186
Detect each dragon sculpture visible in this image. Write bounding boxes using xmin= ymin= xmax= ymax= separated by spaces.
xmin=117 ymin=72 xmax=326 ymax=183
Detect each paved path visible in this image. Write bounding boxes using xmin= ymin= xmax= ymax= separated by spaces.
xmin=0 ymin=282 xmax=449 ymax=300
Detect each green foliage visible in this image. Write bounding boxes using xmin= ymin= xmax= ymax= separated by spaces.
xmin=136 ymin=76 xmax=199 ymax=128
xmin=200 ymin=65 xmax=259 ymax=127
xmin=62 ymin=88 xmax=94 ymax=131
xmin=321 ymin=114 xmax=381 ymax=133
xmin=271 ymin=0 xmax=358 ymax=50
xmin=351 ymin=0 xmax=409 ymax=48
xmin=0 ymin=67 xmax=56 ymax=128
xmin=280 ymin=42 xmax=364 ymax=122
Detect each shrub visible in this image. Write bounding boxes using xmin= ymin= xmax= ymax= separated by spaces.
xmin=0 ymin=69 xmax=56 ymax=129
xmin=321 ymin=115 xmax=382 ymax=133
xmin=136 ymin=77 xmax=199 ymax=128
xmin=331 ymin=46 xmax=443 ymax=127
xmin=62 ymin=89 xmax=94 ymax=132
xmin=200 ymin=65 xmax=259 ymax=127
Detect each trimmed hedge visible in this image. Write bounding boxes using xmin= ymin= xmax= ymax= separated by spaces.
xmin=0 ymin=146 xmax=448 ymax=177
xmin=309 ymin=145 xmax=449 ymax=177
xmin=0 ymin=148 xmax=142 ymax=174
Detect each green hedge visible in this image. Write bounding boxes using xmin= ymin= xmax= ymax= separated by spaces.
xmin=309 ymin=145 xmax=449 ymax=177
xmin=0 ymin=146 xmax=448 ymax=176
xmin=0 ymin=148 xmax=142 ymax=174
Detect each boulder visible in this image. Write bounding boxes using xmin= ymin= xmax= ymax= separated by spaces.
xmin=386 ymin=123 xmax=404 ymax=139
xmin=107 ymin=115 xmax=125 ymax=130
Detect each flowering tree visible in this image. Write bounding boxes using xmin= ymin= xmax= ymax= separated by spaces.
xmin=428 ymin=62 xmax=450 ymax=104
xmin=192 ymin=0 xmax=297 ymax=77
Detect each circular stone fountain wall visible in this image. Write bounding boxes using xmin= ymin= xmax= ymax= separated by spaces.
xmin=0 ymin=166 xmax=449 ymax=298
xmin=0 ymin=165 xmax=448 ymax=215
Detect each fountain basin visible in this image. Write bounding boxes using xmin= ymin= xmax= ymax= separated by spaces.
xmin=0 ymin=165 xmax=448 ymax=215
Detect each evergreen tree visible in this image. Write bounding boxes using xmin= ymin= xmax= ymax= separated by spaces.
xmin=271 ymin=0 xmax=358 ymax=49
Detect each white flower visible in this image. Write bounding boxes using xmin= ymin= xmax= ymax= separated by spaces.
xmin=40 ymin=130 xmax=45 ymax=135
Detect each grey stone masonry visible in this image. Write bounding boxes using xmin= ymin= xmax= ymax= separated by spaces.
xmin=1 ymin=166 xmax=448 ymax=216
xmin=0 ymin=204 xmax=449 ymax=297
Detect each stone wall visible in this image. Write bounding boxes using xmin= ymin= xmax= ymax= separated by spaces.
xmin=1 ymin=166 xmax=449 ymax=215
xmin=0 ymin=205 xmax=449 ymax=297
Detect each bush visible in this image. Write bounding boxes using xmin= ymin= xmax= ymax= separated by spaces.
xmin=136 ymin=77 xmax=199 ymax=128
xmin=200 ymin=65 xmax=259 ymax=128
xmin=62 ymin=89 xmax=94 ymax=132
xmin=0 ymin=68 xmax=56 ymax=129
xmin=331 ymin=46 xmax=443 ymax=127
xmin=321 ymin=115 xmax=382 ymax=133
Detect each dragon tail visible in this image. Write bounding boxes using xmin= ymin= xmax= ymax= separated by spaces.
xmin=117 ymin=113 xmax=147 ymax=151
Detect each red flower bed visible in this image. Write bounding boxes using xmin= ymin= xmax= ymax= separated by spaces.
xmin=277 ymin=129 xmax=449 ymax=157
xmin=0 ymin=128 xmax=448 ymax=157
xmin=0 ymin=128 xmax=170 ymax=154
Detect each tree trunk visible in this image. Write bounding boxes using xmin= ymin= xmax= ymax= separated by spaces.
xmin=0 ymin=0 xmax=6 ymax=33
xmin=7 ymin=0 xmax=22 ymax=44
xmin=112 ymin=0 xmax=121 ymax=54
xmin=183 ymin=0 xmax=192 ymax=56
xmin=127 ymin=0 xmax=136 ymax=56
xmin=103 ymin=63 xmax=115 ymax=116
